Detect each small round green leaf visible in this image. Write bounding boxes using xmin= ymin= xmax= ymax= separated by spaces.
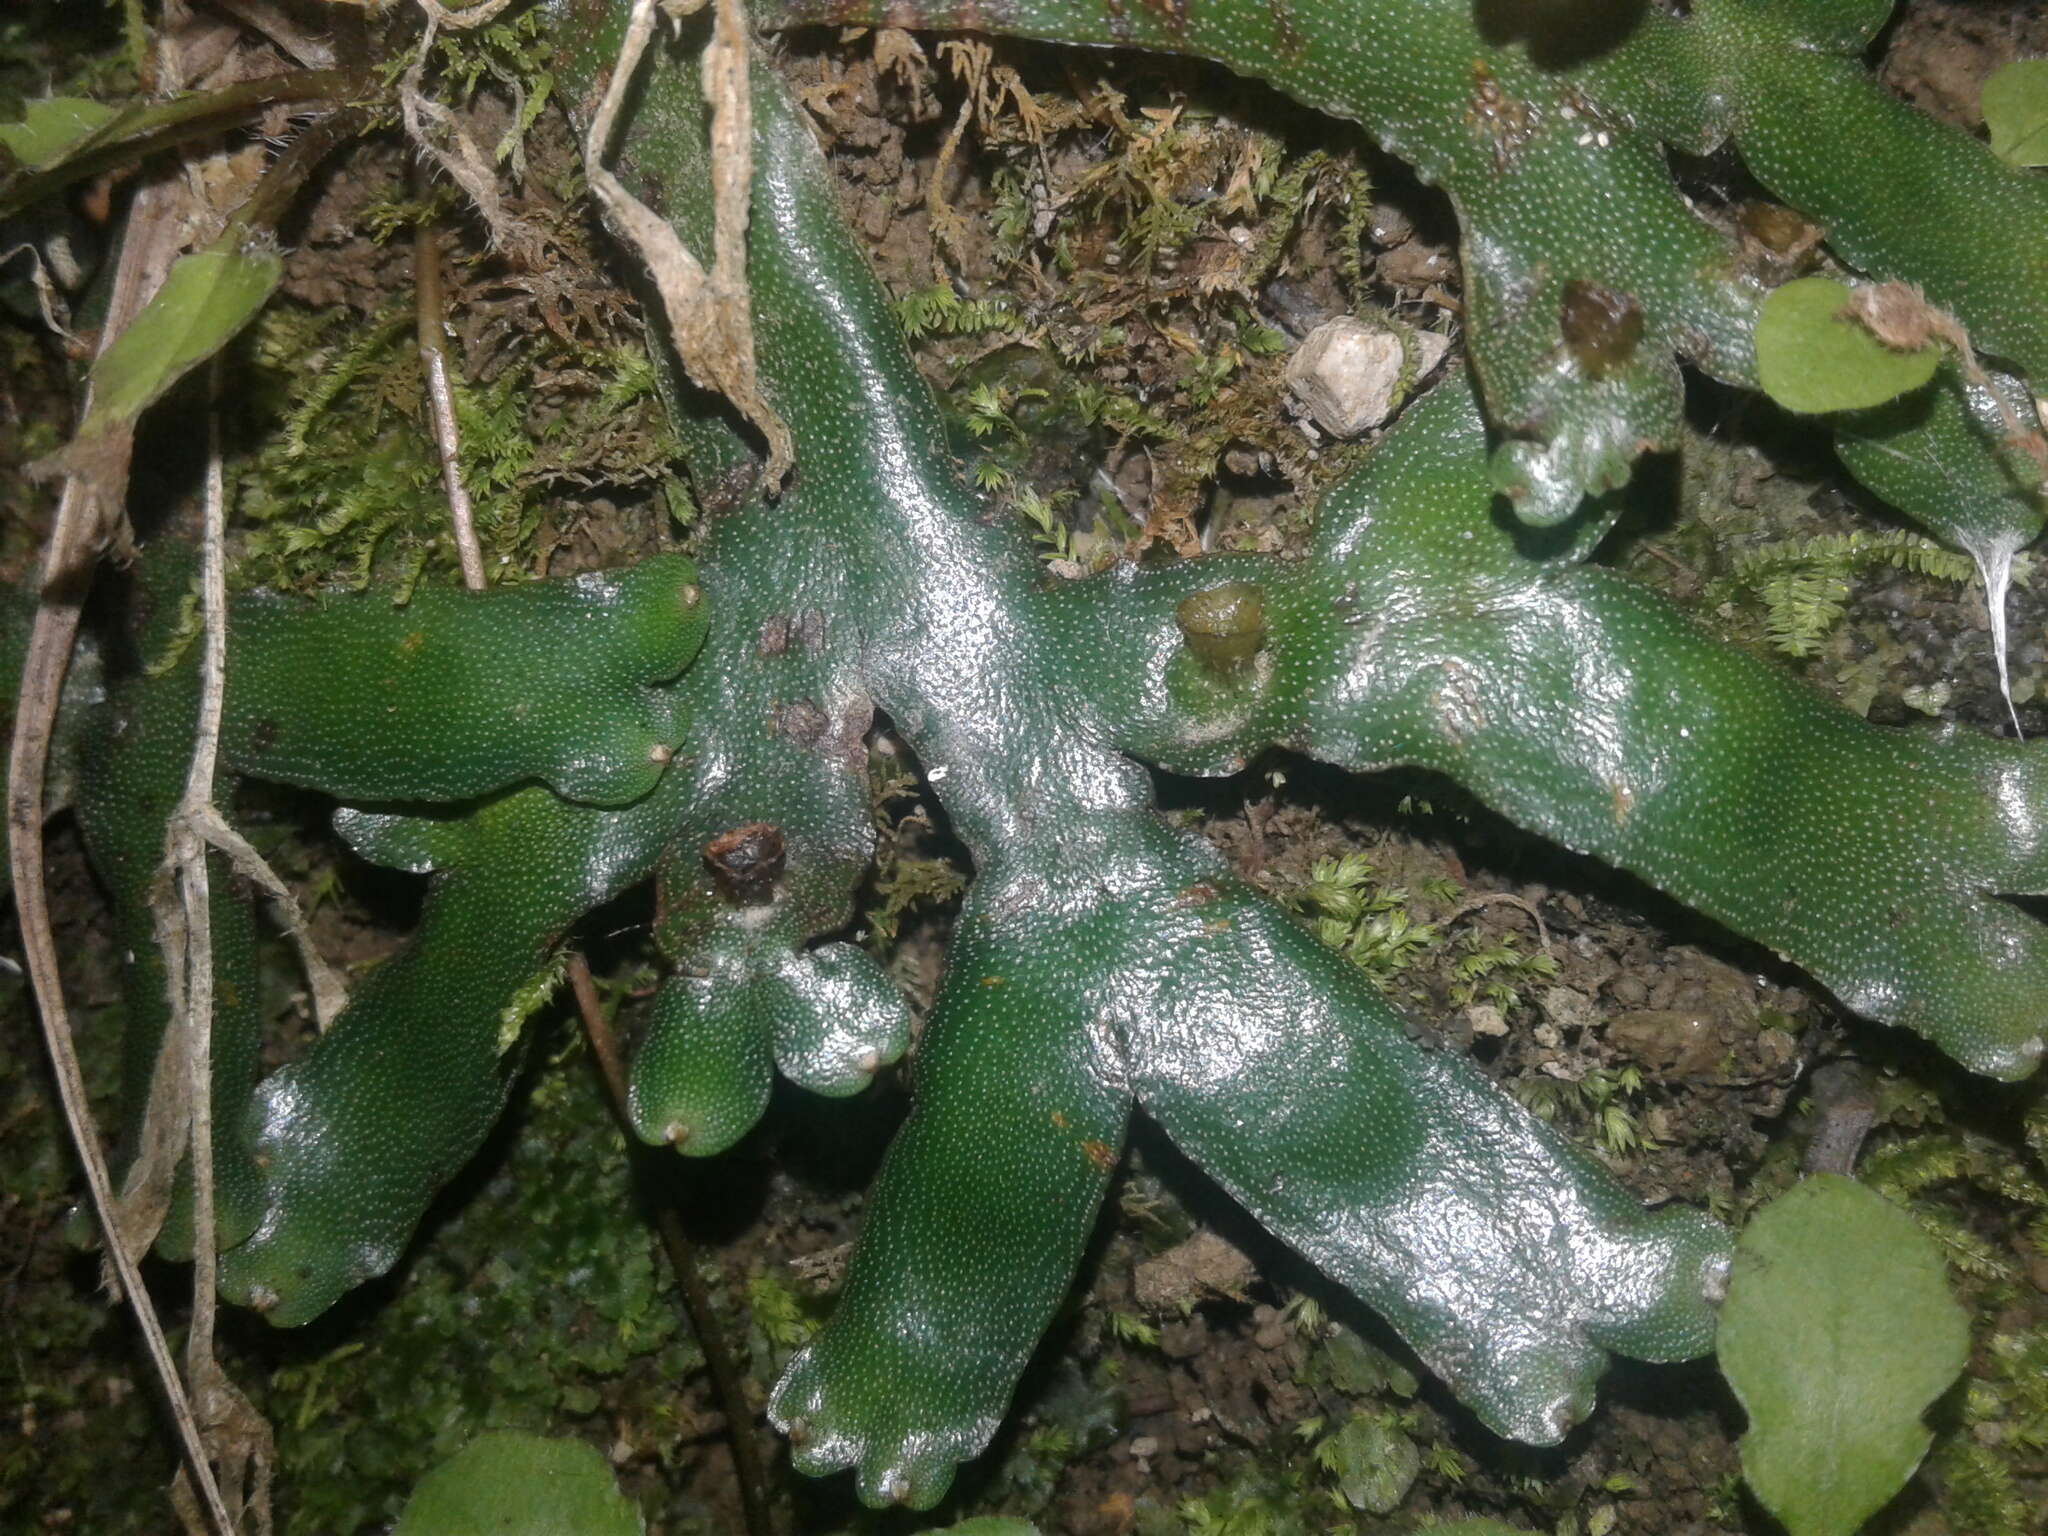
xmin=1719 ymin=1175 xmax=1969 ymax=1536
xmin=1755 ymin=276 xmax=1941 ymax=414
xmin=1983 ymin=58 xmax=2048 ymax=168
xmin=393 ymin=1431 xmax=643 ymax=1536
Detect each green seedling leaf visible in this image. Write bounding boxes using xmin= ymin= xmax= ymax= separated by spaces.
xmin=0 ymin=70 xmax=363 ymax=220
xmin=1320 ymin=1413 xmax=1421 ymax=1514
xmin=0 ymin=98 xmax=118 ymax=169
xmin=1983 ymin=58 xmax=2048 ymax=168
xmin=1755 ymin=277 xmax=1941 ymax=415
xmin=1719 ymin=1175 xmax=1969 ymax=1536
xmin=1323 ymin=1326 xmax=1419 ymax=1398
xmin=393 ymin=1431 xmax=642 ymax=1536
xmin=1420 ymin=1524 xmax=1534 ymax=1536
xmin=75 ymin=237 xmax=281 ymax=442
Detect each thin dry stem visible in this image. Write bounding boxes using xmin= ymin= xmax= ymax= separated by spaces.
xmin=209 ymin=818 xmax=350 ymax=1027
xmin=584 ymin=0 xmax=794 ymax=489
xmin=1447 ymin=891 xmax=1553 ymax=954
xmin=153 ymin=371 xmax=277 ymax=1535
xmin=926 ymin=76 xmax=975 ymax=267
xmin=399 ymin=15 xmax=544 ymax=264
xmin=415 ymin=216 xmax=487 ymax=589
xmin=5 ymin=167 xmax=241 ymax=1536
xmin=565 ymin=954 xmax=780 ymax=1536
xmin=413 ymin=0 xmax=521 ymax=29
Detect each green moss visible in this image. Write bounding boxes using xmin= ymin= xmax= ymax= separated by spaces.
xmin=1854 ymin=1096 xmax=2048 ymax=1533
xmin=1713 ymin=530 xmax=1975 ymax=659
xmin=230 ymin=300 xmax=683 ymax=593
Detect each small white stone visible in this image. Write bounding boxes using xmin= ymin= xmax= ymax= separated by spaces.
xmin=1285 ymin=318 xmax=1423 ymax=439
xmin=1467 ymin=1003 xmax=1509 ymax=1037
xmin=1411 ymin=328 xmax=1452 ymax=381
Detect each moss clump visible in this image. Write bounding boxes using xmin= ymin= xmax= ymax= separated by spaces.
xmin=232 ymin=299 xmax=683 ymax=594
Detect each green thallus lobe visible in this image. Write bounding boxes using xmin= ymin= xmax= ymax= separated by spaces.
xmin=223 ymin=554 xmax=707 ymax=806
xmin=38 ymin=0 xmax=2047 ymax=1512
xmin=759 ymin=0 xmax=2048 ymax=529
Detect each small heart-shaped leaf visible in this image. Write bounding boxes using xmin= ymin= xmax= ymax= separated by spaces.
xmin=394 ymin=1431 xmax=642 ymax=1536
xmin=1719 ymin=1175 xmax=1968 ymax=1536
xmin=1755 ymin=276 xmax=1941 ymax=414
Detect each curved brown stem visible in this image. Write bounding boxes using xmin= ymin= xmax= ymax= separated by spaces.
xmin=0 ymin=68 xmax=370 ymax=221
xmin=564 ymin=953 xmax=779 ymax=1536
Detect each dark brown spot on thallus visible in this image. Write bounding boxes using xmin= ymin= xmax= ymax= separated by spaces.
xmin=829 ymin=697 xmax=877 ymax=780
xmin=758 ymin=615 xmax=791 ymax=657
xmin=704 ymin=823 xmax=786 ymax=906
xmin=1468 ymin=60 xmax=1535 ymax=170
xmin=1738 ymin=201 xmax=1819 ymax=258
xmin=1266 ymin=0 xmax=1306 ymax=60
xmin=1081 ymin=1139 xmax=1117 ymax=1172
xmin=1561 ymin=279 xmax=1644 ymax=380
xmin=1136 ymin=0 xmax=1190 ymax=35
xmin=769 ymin=698 xmax=830 ymax=746
xmin=1175 ymin=882 xmax=1221 ymax=907
xmin=702 ymin=460 xmax=757 ymax=516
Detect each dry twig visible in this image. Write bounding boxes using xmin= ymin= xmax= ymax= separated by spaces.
xmin=152 ymin=366 xmax=276 ymax=1536
xmin=415 ymin=214 xmax=488 ymax=588
xmin=565 ymin=955 xmax=781 ymax=1536
xmin=4 ymin=109 xmax=243 ymax=1536
xmin=1447 ymin=890 xmax=1553 ymax=954
xmin=583 ymin=0 xmax=793 ymax=489
xmin=399 ymin=11 xmax=545 ymax=265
